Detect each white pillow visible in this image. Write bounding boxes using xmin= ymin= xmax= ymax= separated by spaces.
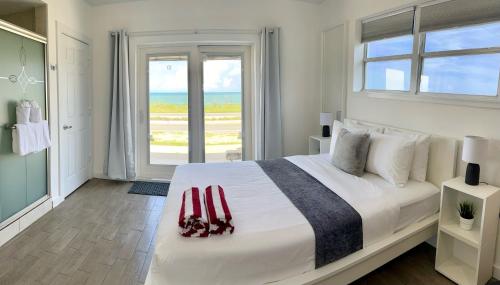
xmin=365 ymin=132 xmax=416 ymax=187
xmin=385 ymin=128 xmax=431 ymax=182
xmin=329 ymin=120 xmax=345 ymax=156
xmin=344 ymin=119 xmax=385 ymax=133
xmin=329 ymin=120 xmax=382 ymax=157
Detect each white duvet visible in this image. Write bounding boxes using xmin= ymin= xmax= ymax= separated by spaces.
xmin=145 ymin=155 xmax=428 ymax=285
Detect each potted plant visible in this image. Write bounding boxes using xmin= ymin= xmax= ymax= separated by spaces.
xmin=457 ymin=201 xmax=476 ymax=231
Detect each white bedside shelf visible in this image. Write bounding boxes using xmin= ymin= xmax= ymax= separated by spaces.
xmin=435 ymin=177 xmax=500 ymax=285
xmin=439 ymin=223 xmax=480 ymax=248
xmin=437 ymin=257 xmax=476 ymax=285
xmin=308 ymin=136 xmax=331 ymax=155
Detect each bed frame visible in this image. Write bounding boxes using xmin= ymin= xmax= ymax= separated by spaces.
xmin=276 ymin=119 xmax=458 ymax=285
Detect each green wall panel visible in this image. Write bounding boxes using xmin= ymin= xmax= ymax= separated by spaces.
xmin=0 ymin=28 xmax=47 ymax=223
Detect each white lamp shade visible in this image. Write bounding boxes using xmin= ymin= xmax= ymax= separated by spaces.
xmin=462 ymin=136 xmax=488 ymax=164
xmin=320 ymin=112 xmax=333 ymax=126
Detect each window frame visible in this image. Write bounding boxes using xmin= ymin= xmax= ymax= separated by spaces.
xmin=361 ymin=4 xmax=500 ymax=102
xmin=363 ymin=43 xmax=414 ymax=93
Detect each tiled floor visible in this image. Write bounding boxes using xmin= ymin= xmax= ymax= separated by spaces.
xmin=0 ymin=179 xmax=495 ymax=285
xmin=0 ymin=179 xmax=165 ymax=285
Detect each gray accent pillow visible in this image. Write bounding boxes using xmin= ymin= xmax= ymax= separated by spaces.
xmin=331 ymin=128 xmax=370 ymax=177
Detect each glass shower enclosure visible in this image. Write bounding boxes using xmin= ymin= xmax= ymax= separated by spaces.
xmin=0 ymin=26 xmax=48 ymax=226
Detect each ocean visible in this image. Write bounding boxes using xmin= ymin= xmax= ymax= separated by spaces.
xmin=150 ymin=92 xmax=241 ymax=105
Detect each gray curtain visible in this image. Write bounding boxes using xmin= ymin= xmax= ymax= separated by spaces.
xmin=106 ymin=30 xmax=135 ymax=180
xmin=260 ymin=27 xmax=283 ymax=159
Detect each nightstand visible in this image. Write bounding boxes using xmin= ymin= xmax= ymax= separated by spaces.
xmin=308 ymin=136 xmax=331 ymax=155
xmin=436 ymin=177 xmax=500 ymax=285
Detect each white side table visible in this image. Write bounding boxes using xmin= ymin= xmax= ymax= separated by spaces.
xmin=308 ymin=136 xmax=331 ymax=155
xmin=436 ymin=177 xmax=500 ymax=285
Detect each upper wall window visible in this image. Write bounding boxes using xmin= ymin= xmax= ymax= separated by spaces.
xmin=365 ymin=35 xmax=413 ymax=91
xmin=362 ymin=8 xmax=415 ymax=92
xmin=360 ymin=0 xmax=500 ymax=99
xmin=420 ymin=22 xmax=500 ymax=96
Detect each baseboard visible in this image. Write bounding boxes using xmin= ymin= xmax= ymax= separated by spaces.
xmin=0 ymin=198 xmax=52 ymax=248
xmin=52 ymin=195 xmax=65 ymax=207
xmin=493 ymin=264 xmax=500 ymax=280
xmin=93 ymin=173 xmax=132 ymax=182
xmin=92 ymin=173 xmax=108 ymax=180
xmin=92 ymin=173 xmax=168 ymax=183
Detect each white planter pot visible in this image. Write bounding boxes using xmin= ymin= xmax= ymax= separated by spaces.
xmin=460 ymin=217 xmax=474 ymax=231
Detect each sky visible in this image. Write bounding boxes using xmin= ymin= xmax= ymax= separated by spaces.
xmin=366 ymin=22 xmax=500 ymax=96
xmin=149 ymin=58 xmax=241 ymax=93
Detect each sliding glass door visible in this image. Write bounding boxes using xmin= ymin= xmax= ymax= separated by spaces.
xmin=137 ymin=45 xmax=252 ymax=179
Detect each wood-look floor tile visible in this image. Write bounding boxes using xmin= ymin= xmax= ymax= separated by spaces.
xmin=83 ymin=264 xmax=111 ymax=285
xmin=102 ymin=258 xmax=128 ymax=285
xmin=2 ymin=179 xmax=480 ymax=285
xmin=50 ymin=274 xmax=71 ymax=285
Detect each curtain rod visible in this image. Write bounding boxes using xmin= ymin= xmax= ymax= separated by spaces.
xmin=114 ymin=29 xmax=260 ymax=37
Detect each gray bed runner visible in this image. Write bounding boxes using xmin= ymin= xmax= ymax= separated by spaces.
xmin=256 ymin=158 xmax=363 ymax=268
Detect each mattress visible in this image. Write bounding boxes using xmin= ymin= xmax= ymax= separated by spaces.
xmin=360 ymin=171 xmax=440 ymax=231
xmin=146 ymin=154 xmax=440 ymax=285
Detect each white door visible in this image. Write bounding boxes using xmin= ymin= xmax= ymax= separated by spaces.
xmin=58 ymin=33 xmax=91 ymax=197
xmin=322 ymin=24 xmax=347 ymax=120
xmin=137 ymin=45 xmax=252 ymax=180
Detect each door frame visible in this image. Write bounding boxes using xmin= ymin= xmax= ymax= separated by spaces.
xmin=56 ymin=22 xmax=93 ymax=204
xmin=129 ymin=31 xmax=260 ymax=180
xmin=136 ymin=44 xmax=253 ymax=179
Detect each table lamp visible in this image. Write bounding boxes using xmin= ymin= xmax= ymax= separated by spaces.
xmin=320 ymin=113 xmax=333 ymax=137
xmin=462 ymin=136 xmax=488 ymax=186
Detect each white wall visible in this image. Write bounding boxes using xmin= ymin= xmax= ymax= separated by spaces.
xmin=89 ymin=0 xmax=323 ymax=177
xmin=42 ymin=0 xmax=92 ymax=204
xmin=319 ymin=0 xmax=500 ymax=276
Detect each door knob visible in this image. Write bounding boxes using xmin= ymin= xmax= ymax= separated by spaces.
xmin=63 ymin=125 xmax=73 ymax=130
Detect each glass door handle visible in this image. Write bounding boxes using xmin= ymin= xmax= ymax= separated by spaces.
xmin=63 ymin=125 xmax=73 ymax=130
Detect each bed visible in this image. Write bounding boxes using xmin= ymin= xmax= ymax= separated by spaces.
xmin=145 ymin=121 xmax=458 ymax=285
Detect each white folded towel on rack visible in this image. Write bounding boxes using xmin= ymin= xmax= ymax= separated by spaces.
xmin=16 ymin=100 xmax=31 ymax=124
xmin=29 ymin=100 xmax=42 ymax=123
xmin=12 ymin=121 xmax=51 ymax=156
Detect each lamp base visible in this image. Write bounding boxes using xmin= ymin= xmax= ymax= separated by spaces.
xmin=465 ymin=163 xmax=480 ymax=186
xmin=322 ymin=125 xmax=330 ymax=137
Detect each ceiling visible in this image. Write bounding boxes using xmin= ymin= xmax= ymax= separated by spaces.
xmin=295 ymin=0 xmax=326 ymax=4
xmin=84 ymin=0 xmax=144 ymax=5
xmin=83 ymin=0 xmax=326 ymax=6
xmin=0 ymin=0 xmax=45 ymax=16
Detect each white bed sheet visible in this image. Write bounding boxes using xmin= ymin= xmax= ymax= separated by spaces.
xmin=146 ymin=154 xmax=439 ymax=285
xmin=356 ymin=169 xmax=440 ymax=230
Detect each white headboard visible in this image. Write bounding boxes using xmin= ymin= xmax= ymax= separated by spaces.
xmin=345 ymin=119 xmax=458 ymax=188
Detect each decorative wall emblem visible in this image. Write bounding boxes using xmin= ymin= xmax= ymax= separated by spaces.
xmin=0 ymin=39 xmax=44 ymax=93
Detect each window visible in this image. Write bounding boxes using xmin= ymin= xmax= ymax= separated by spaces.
xmin=420 ymin=22 xmax=500 ymax=96
xmin=361 ymin=0 xmax=500 ymax=100
xmin=362 ymin=8 xmax=415 ymax=92
xmin=364 ymin=35 xmax=413 ymax=91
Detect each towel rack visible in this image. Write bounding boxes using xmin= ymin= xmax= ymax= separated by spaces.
xmin=3 ymin=124 xmax=16 ymax=130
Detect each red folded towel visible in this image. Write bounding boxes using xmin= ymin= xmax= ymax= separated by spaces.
xmin=204 ymin=185 xmax=234 ymax=235
xmin=178 ymin=187 xmax=209 ymax=237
